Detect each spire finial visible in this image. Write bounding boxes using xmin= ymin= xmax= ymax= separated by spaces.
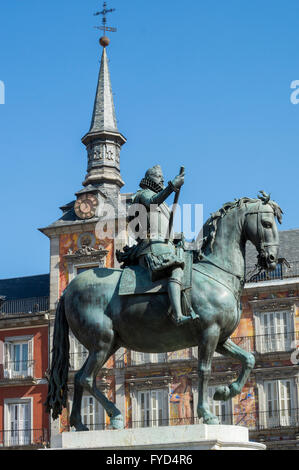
xmin=94 ymin=1 xmax=117 ymax=47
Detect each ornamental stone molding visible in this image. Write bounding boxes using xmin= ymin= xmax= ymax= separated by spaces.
xmin=64 ymin=245 xmax=109 ymax=265
xmin=248 ymin=296 xmax=299 ymax=312
xmin=127 ymin=375 xmax=172 ymax=390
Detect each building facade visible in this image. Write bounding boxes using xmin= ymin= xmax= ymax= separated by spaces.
xmin=0 ymin=275 xmax=50 ymax=448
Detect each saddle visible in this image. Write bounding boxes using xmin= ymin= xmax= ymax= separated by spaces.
xmin=119 ymin=250 xmax=193 ymax=297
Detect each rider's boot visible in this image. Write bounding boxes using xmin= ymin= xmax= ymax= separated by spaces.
xmin=168 ymin=275 xmax=199 ymax=326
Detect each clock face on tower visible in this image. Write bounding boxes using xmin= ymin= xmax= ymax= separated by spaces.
xmin=74 ymin=193 xmax=99 ymax=220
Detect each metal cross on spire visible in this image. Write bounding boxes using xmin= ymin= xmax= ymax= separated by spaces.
xmin=94 ymin=2 xmax=117 ymax=37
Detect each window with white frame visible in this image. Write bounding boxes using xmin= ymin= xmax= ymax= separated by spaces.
xmin=76 ymin=265 xmax=99 ymax=276
xmin=136 ymin=389 xmax=169 ymax=428
xmin=66 ymin=262 xmax=103 ymax=284
xmin=208 ymin=386 xmax=232 ymax=425
xmin=4 ymin=337 xmax=33 ymax=379
xmin=69 ymin=333 xmax=88 ymax=371
xmin=255 ymin=310 xmax=294 ymax=353
xmin=131 ymin=352 xmax=166 ymax=365
xmin=68 ymin=395 xmax=104 ymax=431
xmin=4 ymin=399 xmax=31 ymax=447
xmin=263 ymin=379 xmax=296 ymax=428
xmin=82 ymin=396 xmax=105 ymax=431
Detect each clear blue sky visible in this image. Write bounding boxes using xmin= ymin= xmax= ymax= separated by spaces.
xmin=0 ymin=0 xmax=299 ymax=279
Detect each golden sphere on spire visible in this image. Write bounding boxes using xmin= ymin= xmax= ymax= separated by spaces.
xmin=100 ymin=36 xmax=110 ymax=47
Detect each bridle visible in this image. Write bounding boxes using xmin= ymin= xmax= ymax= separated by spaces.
xmin=198 ymin=203 xmax=279 ymax=282
xmin=244 ymin=203 xmax=279 ymax=254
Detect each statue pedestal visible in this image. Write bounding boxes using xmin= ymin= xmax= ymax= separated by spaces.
xmin=51 ymin=424 xmax=266 ymax=451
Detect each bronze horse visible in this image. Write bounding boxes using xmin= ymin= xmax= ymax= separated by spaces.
xmin=45 ymin=192 xmax=282 ymax=430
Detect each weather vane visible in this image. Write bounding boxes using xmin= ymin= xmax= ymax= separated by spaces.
xmin=94 ymin=1 xmax=117 ymax=39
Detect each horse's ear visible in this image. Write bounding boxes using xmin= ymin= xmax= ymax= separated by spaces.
xmin=258 ymin=190 xmax=271 ymax=204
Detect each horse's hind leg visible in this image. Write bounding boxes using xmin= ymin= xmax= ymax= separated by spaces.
xmin=214 ymin=338 xmax=255 ymax=401
xmin=197 ymin=324 xmax=220 ymax=425
xmin=70 ymin=356 xmax=90 ymax=431
xmin=77 ymin=347 xmax=124 ymax=431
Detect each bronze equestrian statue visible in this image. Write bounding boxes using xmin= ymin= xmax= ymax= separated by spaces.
xmin=45 ymin=179 xmax=282 ymax=431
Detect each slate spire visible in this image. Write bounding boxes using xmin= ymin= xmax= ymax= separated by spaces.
xmin=89 ymin=46 xmax=118 ymax=134
xmin=82 ymin=39 xmax=126 ymax=193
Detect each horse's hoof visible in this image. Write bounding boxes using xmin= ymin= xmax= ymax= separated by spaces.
xmin=213 ymin=385 xmax=230 ymax=401
xmin=204 ymin=416 xmax=220 ymax=425
xmin=110 ymin=414 xmax=124 ymax=430
xmin=70 ymin=415 xmax=90 ymax=432
xmin=74 ymin=423 xmax=89 ymax=432
xmin=198 ymin=407 xmax=220 ymax=425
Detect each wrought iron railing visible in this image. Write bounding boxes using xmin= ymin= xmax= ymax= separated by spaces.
xmin=0 ymin=296 xmax=49 ymax=315
xmin=130 ymin=349 xmax=197 ymax=367
xmin=1 ymin=360 xmax=35 ymax=380
xmin=68 ymin=332 xmax=298 ymax=371
xmin=232 ymin=331 xmax=299 ymax=355
xmin=72 ymin=409 xmax=299 ymax=433
xmin=129 ymin=409 xmax=299 ymax=431
xmin=0 ymin=428 xmax=48 ymax=448
xmin=246 ymin=260 xmax=299 ymax=283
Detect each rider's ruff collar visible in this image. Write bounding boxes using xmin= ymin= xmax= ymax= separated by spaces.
xmin=139 ymin=177 xmax=165 ymax=193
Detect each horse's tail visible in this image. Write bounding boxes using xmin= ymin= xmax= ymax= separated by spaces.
xmin=45 ymin=295 xmax=70 ymax=420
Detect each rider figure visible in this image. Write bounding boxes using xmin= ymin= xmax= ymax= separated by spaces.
xmin=118 ymin=165 xmax=198 ymax=326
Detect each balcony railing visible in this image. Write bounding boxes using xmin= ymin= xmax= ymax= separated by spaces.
xmin=0 ymin=296 xmax=49 ymax=315
xmin=72 ymin=409 xmax=299 ymax=433
xmin=246 ymin=260 xmax=299 ymax=283
xmin=130 ymin=349 xmax=197 ymax=367
xmin=1 ymin=360 xmax=35 ymax=380
xmin=0 ymin=428 xmax=48 ymax=448
xmin=69 ymin=332 xmax=298 ymax=371
xmin=129 ymin=409 xmax=299 ymax=431
xmin=232 ymin=331 xmax=299 ymax=355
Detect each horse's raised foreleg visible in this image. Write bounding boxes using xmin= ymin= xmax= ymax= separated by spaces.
xmin=76 ymin=349 xmax=124 ymax=431
xmin=197 ymin=324 xmax=220 ymax=425
xmin=214 ymin=338 xmax=255 ymax=401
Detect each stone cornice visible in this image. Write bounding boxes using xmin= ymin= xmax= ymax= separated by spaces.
xmin=244 ymin=279 xmax=299 ymax=295
xmin=254 ymin=364 xmax=299 ymax=379
xmin=127 ymin=374 xmax=172 ymax=389
xmin=81 ymin=129 xmax=127 ymax=147
xmin=248 ymin=295 xmax=299 ymax=312
xmin=39 ymin=221 xmax=99 ymax=238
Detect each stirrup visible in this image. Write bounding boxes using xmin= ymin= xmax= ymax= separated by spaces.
xmin=171 ymin=315 xmax=193 ymax=326
xmin=171 ymin=311 xmax=199 ymax=326
xmin=189 ymin=309 xmax=199 ymax=321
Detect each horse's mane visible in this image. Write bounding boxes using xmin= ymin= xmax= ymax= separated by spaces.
xmin=200 ymin=191 xmax=283 ymax=254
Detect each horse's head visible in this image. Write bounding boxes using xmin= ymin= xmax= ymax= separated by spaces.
xmin=244 ymin=191 xmax=283 ymax=271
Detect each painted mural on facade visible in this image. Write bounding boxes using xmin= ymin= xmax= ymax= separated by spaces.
xmin=59 ymin=232 xmax=114 ymax=296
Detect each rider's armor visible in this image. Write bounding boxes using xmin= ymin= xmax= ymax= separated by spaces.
xmin=117 ymin=166 xmax=197 ymax=325
xmin=132 ymin=177 xmax=184 ymax=282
